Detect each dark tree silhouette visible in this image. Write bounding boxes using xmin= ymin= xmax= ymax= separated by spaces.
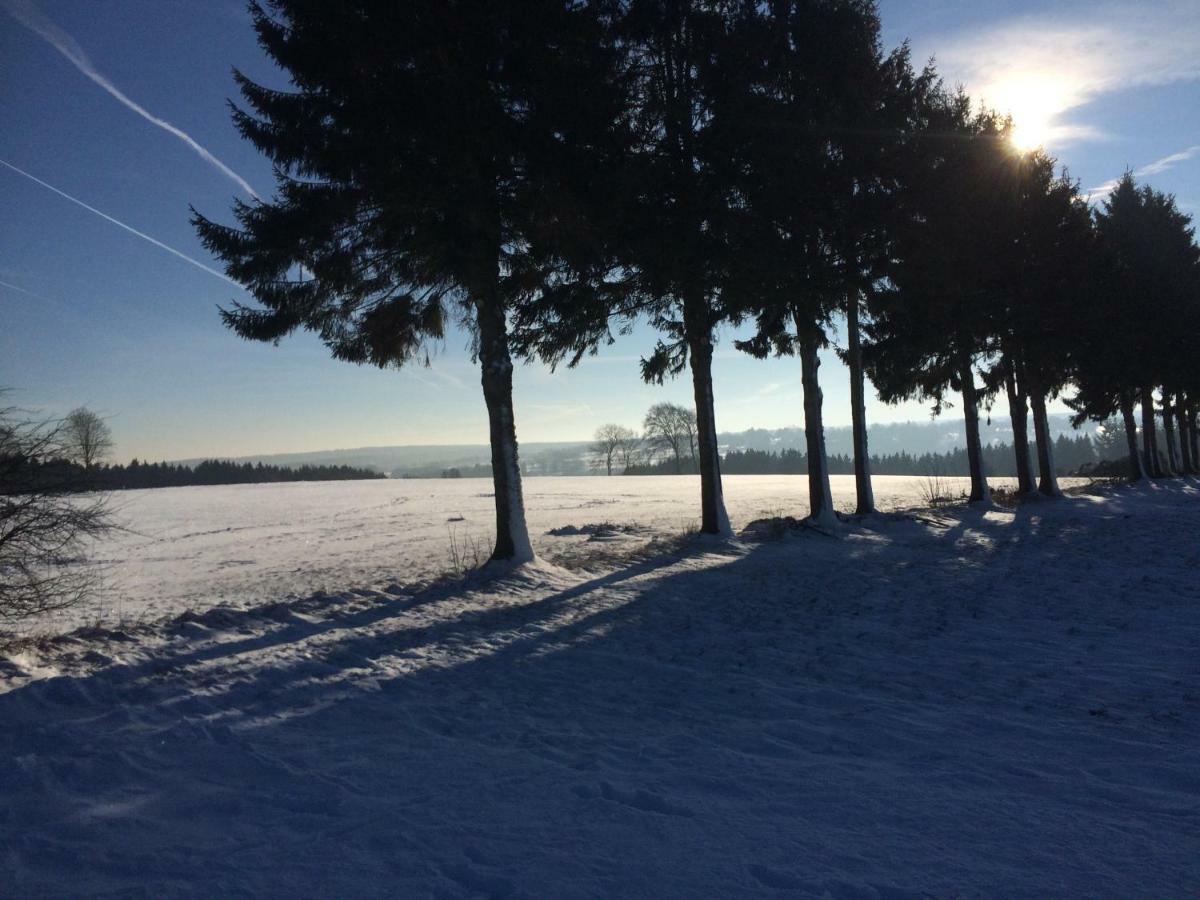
xmin=193 ymin=1 xmax=621 ymax=562
xmin=1 ymin=402 xmax=112 ymax=624
xmin=568 ymin=0 xmax=754 ymax=536
xmin=1072 ymin=174 xmax=1200 ymax=480
xmin=62 ymin=407 xmax=113 ymax=471
xmin=728 ymin=0 xmax=931 ymax=523
xmin=984 ymin=153 xmax=1093 ymax=498
xmin=642 ymin=402 xmax=697 ymax=474
xmin=865 ymin=91 xmax=1015 ymax=504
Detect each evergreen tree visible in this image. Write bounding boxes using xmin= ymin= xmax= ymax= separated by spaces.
xmin=1071 ymin=175 xmax=1200 ymax=480
xmin=193 ymin=1 xmax=622 ymax=562
xmin=728 ymin=0 xmax=929 ymax=523
xmin=865 ymin=90 xmax=1014 ymax=504
xmin=987 ymin=153 xmax=1093 ymax=497
xmin=603 ymin=0 xmax=748 ymax=535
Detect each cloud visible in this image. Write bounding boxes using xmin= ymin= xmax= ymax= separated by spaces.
xmin=1084 ymin=144 xmax=1200 ymax=202
xmin=923 ymin=0 xmax=1200 ymax=151
xmin=1 ymin=0 xmax=260 ymax=199
xmin=0 ymin=157 xmax=242 ymax=286
xmin=1137 ymin=144 xmax=1200 ymax=176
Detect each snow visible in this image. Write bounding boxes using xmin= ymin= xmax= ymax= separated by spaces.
xmin=3 ymin=477 xmax=1199 ymax=895
xmin=30 ymin=474 xmax=1076 ymax=632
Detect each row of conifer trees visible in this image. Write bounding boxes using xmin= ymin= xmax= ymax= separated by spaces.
xmin=194 ymin=0 xmax=1199 ymax=561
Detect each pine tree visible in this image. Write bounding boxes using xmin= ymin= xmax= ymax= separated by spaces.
xmin=1072 ymin=174 xmax=1200 ymax=481
xmin=864 ymin=90 xmax=1014 ymax=504
xmin=727 ymin=0 xmax=929 ymax=523
xmin=193 ymin=1 xmax=621 ymax=562
xmin=612 ymin=0 xmax=746 ymax=535
xmin=989 ymin=153 xmax=1093 ymax=498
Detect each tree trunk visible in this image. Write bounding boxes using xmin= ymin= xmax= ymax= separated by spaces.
xmin=1187 ymin=396 xmax=1200 ymax=475
xmin=685 ymin=314 xmax=731 ymax=536
xmin=1162 ymin=391 xmax=1180 ymax=475
xmin=476 ymin=296 xmax=534 ymax=563
xmin=798 ymin=322 xmax=836 ymax=526
xmin=1120 ymin=395 xmax=1145 ymax=481
xmin=958 ymin=354 xmax=990 ymax=504
xmin=1142 ymin=387 xmax=1162 ymax=477
xmin=846 ymin=295 xmax=875 ymax=515
xmin=1027 ymin=379 xmax=1061 ymax=497
xmin=1176 ymin=396 xmax=1194 ymax=474
xmin=1004 ymin=359 xmax=1036 ymax=495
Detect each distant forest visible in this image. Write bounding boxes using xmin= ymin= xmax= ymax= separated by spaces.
xmin=4 ymin=458 xmax=384 ymax=493
xmin=627 ymin=434 xmax=1105 ymax=478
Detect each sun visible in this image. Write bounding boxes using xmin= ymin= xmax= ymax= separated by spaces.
xmin=985 ymin=74 xmax=1071 ymax=153
xmin=1010 ymin=117 xmax=1051 ymax=152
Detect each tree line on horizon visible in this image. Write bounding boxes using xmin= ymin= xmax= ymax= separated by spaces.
xmin=193 ymin=0 xmax=1200 ymax=562
xmin=5 ymin=457 xmax=384 ymax=493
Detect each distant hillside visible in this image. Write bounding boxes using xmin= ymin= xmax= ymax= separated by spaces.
xmin=176 ymin=415 xmax=1095 ymax=477
xmin=723 ymin=414 xmax=1093 ymax=457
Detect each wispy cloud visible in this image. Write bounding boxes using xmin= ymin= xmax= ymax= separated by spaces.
xmin=1137 ymin=144 xmax=1200 ymax=176
xmin=1084 ymin=144 xmax=1200 ymax=202
xmin=925 ymin=1 xmax=1200 ymax=150
xmin=1 ymin=0 xmax=260 ymax=199
xmin=0 ymin=157 xmax=242 ymax=286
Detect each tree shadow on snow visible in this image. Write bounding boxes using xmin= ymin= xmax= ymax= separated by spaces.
xmin=2 ymin=480 xmax=1198 ymax=896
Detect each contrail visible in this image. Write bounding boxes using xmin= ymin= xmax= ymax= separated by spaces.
xmin=0 ymin=157 xmax=243 ymax=288
xmin=1 ymin=0 xmax=260 ymax=200
xmin=0 ymin=277 xmax=56 ymax=302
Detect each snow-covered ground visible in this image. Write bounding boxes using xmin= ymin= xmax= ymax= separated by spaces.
xmin=43 ymin=473 xmax=1081 ymax=632
xmin=2 ymin=478 xmax=1198 ymax=896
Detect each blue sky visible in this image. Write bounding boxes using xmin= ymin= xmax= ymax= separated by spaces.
xmin=2 ymin=0 xmax=1198 ymax=461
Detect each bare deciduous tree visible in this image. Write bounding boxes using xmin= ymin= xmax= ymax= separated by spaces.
xmin=1 ymin=403 xmax=112 ymax=625
xmin=63 ymin=407 xmax=113 ymax=470
xmin=642 ymin=403 xmax=697 ymax=474
xmin=591 ymin=424 xmax=638 ymax=475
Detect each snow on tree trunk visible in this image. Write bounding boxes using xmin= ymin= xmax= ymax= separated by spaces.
xmin=1004 ymin=360 xmax=1036 ymax=495
xmin=1162 ymin=392 xmax=1180 ymax=475
xmin=958 ymin=355 xmax=990 ymax=505
xmin=686 ymin=322 xmax=731 ymax=536
xmin=1028 ymin=381 xmax=1061 ymax=498
xmin=1142 ymin=387 xmax=1162 ymax=477
xmin=1120 ymin=396 xmax=1145 ymax=482
xmin=799 ymin=327 xmax=836 ymax=527
xmin=476 ymin=297 xmax=534 ymax=563
xmin=846 ymin=295 xmax=874 ymax=515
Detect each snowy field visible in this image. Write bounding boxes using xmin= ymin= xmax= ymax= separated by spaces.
xmin=2 ymin=478 xmax=1198 ymax=895
xmin=40 ymin=473 xmax=1083 ymax=632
